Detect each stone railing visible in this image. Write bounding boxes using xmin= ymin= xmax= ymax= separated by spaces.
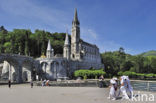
xmin=33 ymin=79 xmax=108 ymax=87
xmin=0 ymin=53 xmax=34 ymax=60
xmin=131 ymin=80 xmax=156 ymax=92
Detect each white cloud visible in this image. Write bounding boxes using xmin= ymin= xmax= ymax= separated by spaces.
xmin=81 ymin=28 xmax=98 ymax=42
xmin=80 ymin=27 xmax=120 ymax=52
xmin=87 ymin=29 xmax=97 ymax=39
xmin=98 ymin=41 xmax=139 ymax=55
xmin=80 ymin=27 xmax=137 ymax=54
xmin=80 ymin=27 xmax=121 ymax=52
xmin=0 ymin=0 xmax=70 ymax=32
xmin=99 ymin=41 xmax=121 ymax=52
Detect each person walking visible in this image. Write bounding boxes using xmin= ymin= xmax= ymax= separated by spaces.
xmin=30 ymin=79 xmax=33 ymax=88
xmin=108 ymin=79 xmax=116 ymax=100
xmin=112 ymin=77 xmax=118 ymax=96
xmin=42 ymin=79 xmax=46 ymax=86
xmin=125 ymin=76 xmax=133 ymax=98
xmin=119 ymin=76 xmax=129 ymax=100
xmin=99 ymin=75 xmax=104 ymax=88
xmin=8 ymin=80 xmax=11 ymax=88
xmin=46 ymin=80 xmax=49 ymax=86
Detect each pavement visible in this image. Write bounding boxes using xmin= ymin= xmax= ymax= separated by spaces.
xmin=0 ymin=85 xmax=156 ymax=103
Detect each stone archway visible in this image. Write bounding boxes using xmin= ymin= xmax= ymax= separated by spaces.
xmin=0 ymin=54 xmax=40 ymax=83
xmin=12 ymin=72 xmax=16 ymax=82
xmin=58 ymin=60 xmax=67 ymax=78
xmin=0 ymin=57 xmax=20 ymax=83
xmin=41 ymin=62 xmax=48 ymax=80
xmin=22 ymin=71 xmax=28 ymax=81
xmin=22 ymin=59 xmax=34 ymax=82
xmin=51 ymin=61 xmax=59 ymax=80
xmin=41 ymin=62 xmax=48 ymax=73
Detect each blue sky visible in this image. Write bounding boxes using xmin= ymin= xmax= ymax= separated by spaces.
xmin=0 ymin=0 xmax=156 ymax=55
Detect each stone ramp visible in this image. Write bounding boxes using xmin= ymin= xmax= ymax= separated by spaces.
xmin=0 ymin=86 xmax=155 ymax=103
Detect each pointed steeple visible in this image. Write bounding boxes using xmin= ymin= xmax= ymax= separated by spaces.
xmin=64 ymin=30 xmax=70 ymax=45
xmin=74 ymin=8 xmax=78 ymax=21
xmin=46 ymin=39 xmax=54 ymax=58
xmin=63 ymin=29 xmax=71 ymax=60
xmin=73 ymin=8 xmax=79 ymax=25
xmin=47 ymin=39 xmax=52 ymax=50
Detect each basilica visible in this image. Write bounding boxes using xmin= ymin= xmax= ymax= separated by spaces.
xmin=36 ymin=9 xmax=104 ymax=80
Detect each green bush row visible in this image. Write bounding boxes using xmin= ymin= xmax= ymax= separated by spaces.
xmin=74 ymin=69 xmax=106 ymax=79
xmin=118 ymin=71 xmax=156 ymax=78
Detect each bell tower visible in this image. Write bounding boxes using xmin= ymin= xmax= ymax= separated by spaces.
xmin=71 ymin=8 xmax=80 ymax=60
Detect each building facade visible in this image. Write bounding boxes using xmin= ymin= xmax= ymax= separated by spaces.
xmin=37 ymin=9 xmax=104 ymax=80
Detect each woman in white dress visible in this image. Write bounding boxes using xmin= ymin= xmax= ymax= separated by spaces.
xmin=125 ymin=76 xmax=133 ymax=98
xmin=119 ymin=76 xmax=129 ymax=100
xmin=112 ymin=77 xmax=118 ymax=96
xmin=108 ymin=79 xmax=117 ymax=100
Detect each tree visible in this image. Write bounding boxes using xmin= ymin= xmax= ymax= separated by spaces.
xmin=150 ymin=56 xmax=156 ymax=73
xmin=24 ymin=31 xmax=31 ymax=56
xmin=0 ymin=26 xmax=8 ymax=34
xmin=119 ymin=47 xmax=125 ymax=54
xmin=4 ymin=42 xmax=12 ymax=53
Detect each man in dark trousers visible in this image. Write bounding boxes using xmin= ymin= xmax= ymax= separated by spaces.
xmin=30 ymin=79 xmax=33 ymax=88
xmin=99 ymin=75 xmax=104 ymax=88
xmin=8 ymin=80 xmax=11 ymax=88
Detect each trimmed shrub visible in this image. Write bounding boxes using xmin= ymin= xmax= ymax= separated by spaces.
xmin=136 ymin=73 xmax=145 ymax=76
xmin=74 ymin=69 xmax=106 ymax=79
xmin=131 ymin=72 xmax=137 ymax=78
xmin=83 ymin=75 xmax=87 ymax=80
xmin=118 ymin=71 xmax=136 ymax=78
xmin=123 ymin=71 xmax=132 ymax=76
xmin=136 ymin=73 xmax=145 ymax=79
xmin=117 ymin=71 xmax=156 ymax=79
xmin=117 ymin=71 xmax=123 ymax=76
xmin=145 ymin=73 xmax=154 ymax=78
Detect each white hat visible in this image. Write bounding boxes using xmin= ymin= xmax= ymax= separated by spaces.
xmin=113 ymin=77 xmax=118 ymax=80
xmin=110 ymin=79 xmax=116 ymax=84
xmin=122 ymin=75 xmax=127 ymax=80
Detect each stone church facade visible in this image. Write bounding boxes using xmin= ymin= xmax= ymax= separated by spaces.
xmin=37 ymin=9 xmax=104 ymax=80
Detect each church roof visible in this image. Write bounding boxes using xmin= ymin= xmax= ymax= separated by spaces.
xmin=80 ymin=39 xmax=98 ymax=49
xmin=47 ymin=40 xmax=53 ymax=50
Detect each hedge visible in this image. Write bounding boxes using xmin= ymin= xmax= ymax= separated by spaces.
xmin=117 ymin=71 xmax=156 ymax=79
xmin=118 ymin=71 xmax=136 ymax=77
xmin=74 ymin=69 xmax=106 ymax=79
xmin=145 ymin=73 xmax=154 ymax=77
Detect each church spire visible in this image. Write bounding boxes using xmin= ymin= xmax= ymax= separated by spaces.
xmin=63 ymin=29 xmax=71 ymax=60
xmin=74 ymin=8 xmax=78 ymax=21
xmin=46 ymin=40 xmax=54 ymax=58
xmin=72 ymin=8 xmax=79 ymax=25
xmin=64 ymin=30 xmax=70 ymax=45
xmin=47 ymin=39 xmax=52 ymax=50
xmin=71 ymin=8 xmax=80 ymax=59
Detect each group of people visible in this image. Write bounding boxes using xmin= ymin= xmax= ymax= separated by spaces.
xmin=42 ymin=80 xmax=49 ymax=86
xmin=108 ymin=76 xmax=133 ymax=100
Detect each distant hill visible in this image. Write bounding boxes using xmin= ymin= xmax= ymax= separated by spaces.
xmin=140 ymin=50 xmax=156 ymax=57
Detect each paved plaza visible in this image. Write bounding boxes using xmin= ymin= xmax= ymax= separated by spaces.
xmin=0 ymin=85 xmax=156 ymax=103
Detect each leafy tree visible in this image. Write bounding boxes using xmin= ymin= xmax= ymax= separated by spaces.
xmin=4 ymin=42 xmax=11 ymax=53
xmin=0 ymin=26 xmax=8 ymax=34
